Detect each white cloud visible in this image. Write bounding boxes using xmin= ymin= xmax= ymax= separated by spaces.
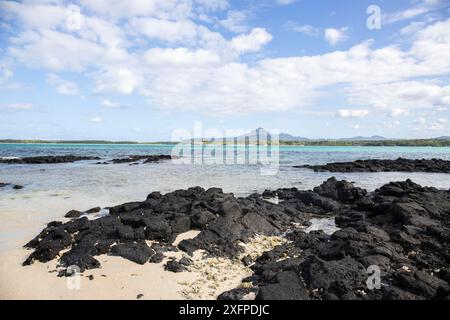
xmin=95 ymin=67 xmax=142 ymax=94
xmin=413 ymin=117 xmax=427 ymax=125
xmin=324 ymin=27 xmax=347 ymax=45
xmin=101 ymin=99 xmax=121 ymax=108
xmin=285 ymin=21 xmax=320 ymax=36
xmin=336 ymin=109 xmax=369 ymax=118
xmin=389 ymin=108 xmax=410 ymax=117
xmin=383 ymin=121 xmax=401 ymax=128
xmin=230 ymin=28 xmax=273 ymax=53
xmin=128 ymin=18 xmax=198 ymax=43
xmin=347 ymin=81 xmax=450 ymax=111
xmin=383 ymin=0 xmax=444 ymax=24
xmin=219 ymin=10 xmax=248 ymax=33
xmin=0 ymin=103 xmax=34 ymax=110
xmin=46 ymin=73 xmax=79 ymax=95
xmin=1 ymin=1 xmax=450 ymax=117
xmin=348 ymin=124 xmax=360 ymax=129
xmin=89 ymin=116 xmax=103 ymax=123
xmin=276 ymin=0 xmax=297 ymax=4
xmin=144 ymin=48 xmax=221 ymax=67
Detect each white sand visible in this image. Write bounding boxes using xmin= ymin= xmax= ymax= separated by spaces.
xmin=0 ymin=232 xmax=198 ymax=300
xmin=0 ymin=230 xmax=287 ymax=300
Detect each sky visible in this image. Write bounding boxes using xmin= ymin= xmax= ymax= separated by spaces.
xmin=0 ymin=0 xmax=449 ymax=141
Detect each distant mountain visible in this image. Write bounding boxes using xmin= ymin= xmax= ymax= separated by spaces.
xmin=436 ymin=136 xmax=450 ymax=140
xmin=339 ymin=135 xmax=387 ymax=141
xmin=279 ymin=133 xmax=310 ymax=141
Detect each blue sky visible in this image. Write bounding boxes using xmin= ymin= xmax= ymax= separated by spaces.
xmin=0 ymin=0 xmax=449 ymax=141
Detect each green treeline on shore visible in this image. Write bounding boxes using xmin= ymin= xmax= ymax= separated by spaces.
xmin=281 ymin=139 xmax=450 ymax=147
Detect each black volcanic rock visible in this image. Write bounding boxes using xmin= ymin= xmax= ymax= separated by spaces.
xmin=0 ymin=182 xmax=24 ymax=190
xmin=64 ymin=210 xmax=83 ymax=218
xmin=0 ymin=155 xmax=100 ymax=164
xmin=244 ymin=178 xmax=450 ymax=300
xmin=109 ymin=155 xmax=175 ymax=164
xmin=111 ymin=242 xmax=153 ymax=264
xmin=22 ymin=177 xmax=450 ymax=300
xmin=297 ymin=158 xmax=450 ymax=173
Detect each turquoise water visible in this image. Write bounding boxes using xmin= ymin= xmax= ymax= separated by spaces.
xmin=1 ymin=142 xmax=449 ymax=196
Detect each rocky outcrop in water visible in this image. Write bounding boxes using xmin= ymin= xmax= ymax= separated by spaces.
xmin=22 ymin=177 xmax=450 ymax=300
xmin=297 ymin=158 xmax=450 ymax=173
xmin=0 ymin=182 xmax=24 ymax=189
xmin=95 ymin=154 xmax=176 ymax=165
xmin=0 ymin=155 xmax=100 ymax=164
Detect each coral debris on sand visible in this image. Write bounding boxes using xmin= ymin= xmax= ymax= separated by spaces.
xmin=23 ymin=177 xmax=450 ymax=300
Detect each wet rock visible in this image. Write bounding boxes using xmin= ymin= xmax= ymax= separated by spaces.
xmin=65 ymin=210 xmax=83 ymax=218
xmin=13 ymin=184 xmax=24 ymax=190
xmin=86 ymin=207 xmax=101 ymax=214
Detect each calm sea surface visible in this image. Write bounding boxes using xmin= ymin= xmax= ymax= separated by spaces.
xmin=0 ymin=143 xmax=449 ymax=250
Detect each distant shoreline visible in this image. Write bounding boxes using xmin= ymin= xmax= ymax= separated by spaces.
xmin=0 ymin=139 xmax=449 ymax=147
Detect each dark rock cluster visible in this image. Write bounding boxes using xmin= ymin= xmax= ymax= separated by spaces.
xmin=0 ymin=155 xmax=100 ymax=164
xmin=22 ymin=186 xmax=317 ymax=273
xmin=96 ymin=155 xmax=176 ymax=165
xmin=297 ymin=158 xmax=450 ymax=173
xmin=0 ymin=182 xmax=24 ymax=189
xmin=221 ymin=179 xmax=450 ymax=300
xmin=22 ymin=177 xmax=450 ymax=300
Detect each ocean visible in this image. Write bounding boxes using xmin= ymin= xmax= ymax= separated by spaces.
xmin=1 ymin=143 xmax=449 ymax=251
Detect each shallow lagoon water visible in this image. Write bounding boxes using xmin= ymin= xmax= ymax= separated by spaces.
xmin=0 ymin=144 xmax=449 ymax=251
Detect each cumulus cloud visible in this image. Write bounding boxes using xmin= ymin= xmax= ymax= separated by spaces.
xmin=230 ymin=28 xmax=273 ymax=53
xmin=219 ymin=10 xmax=248 ymax=33
xmin=101 ymin=99 xmax=121 ymax=108
xmin=89 ymin=116 xmax=103 ymax=123
xmin=1 ymin=1 xmax=450 ymax=117
xmin=324 ymin=27 xmax=347 ymax=45
xmin=46 ymin=73 xmax=79 ymax=95
xmin=336 ymin=109 xmax=369 ymax=118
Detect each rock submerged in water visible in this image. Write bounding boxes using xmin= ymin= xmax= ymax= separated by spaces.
xmin=0 ymin=182 xmax=24 ymax=190
xmin=0 ymin=155 xmax=100 ymax=164
xmin=22 ymin=178 xmax=450 ymax=300
xmin=100 ymin=155 xmax=176 ymax=165
xmin=297 ymin=158 xmax=450 ymax=173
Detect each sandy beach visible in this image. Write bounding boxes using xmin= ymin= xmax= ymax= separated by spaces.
xmin=0 ymin=230 xmax=250 ymax=300
xmin=0 ymin=224 xmax=285 ymax=300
